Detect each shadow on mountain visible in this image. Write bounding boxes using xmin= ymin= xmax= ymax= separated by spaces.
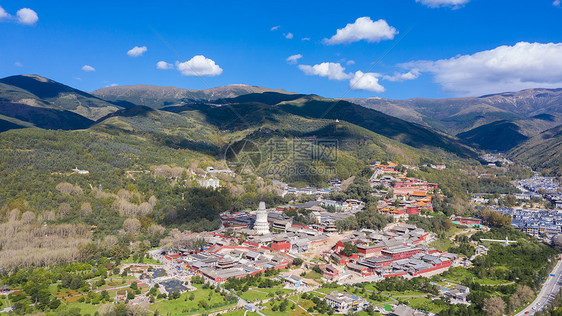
xmin=457 ymin=120 xmax=528 ymax=151
xmin=0 ymin=102 xmax=94 ymax=130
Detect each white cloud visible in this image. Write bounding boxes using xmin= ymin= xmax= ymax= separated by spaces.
xmin=298 ymin=62 xmax=352 ymax=81
xmin=302 ymin=37 xmax=311 ymax=41
xmin=127 ymin=46 xmax=147 ymax=57
xmin=404 ymin=42 xmax=562 ymax=96
xmin=284 ymin=32 xmax=293 ymax=39
xmin=176 ymin=55 xmax=223 ymax=77
xmin=0 ymin=6 xmax=10 ymax=20
xmin=14 ymin=61 xmax=23 ymax=67
xmin=286 ymin=54 xmax=303 ymax=65
xmin=554 ymin=0 xmax=561 ymax=7
xmin=382 ymin=69 xmax=420 ymax=82
xmin=323 ymin=17 xmax=398 ymax=45
xmin=110 ymin=83 xmax=118 ymax=87
xmin=349 ymin=71 xmax=385 ymax=92
xmin=156 ymin=61 xmax=173 ymax=70
xmin=416 ymin=0 xmax=470 ymax=8
xmin=346 ymin=60 xmax=355 ymax=65
xmin=81 ymin=65 xmax=95 ymax=72
xmin=16 ymin=8 xmax=38 ymax=25
xmin=270 ymin=25 xmax=280 ymax=31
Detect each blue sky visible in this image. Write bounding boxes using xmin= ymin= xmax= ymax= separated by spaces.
xmin=1 ymin=0 xmax=562 ymax=99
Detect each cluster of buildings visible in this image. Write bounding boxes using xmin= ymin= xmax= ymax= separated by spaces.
xmin=517 ymin=176 xmax=562 ymax=208
xmin=284 ymin=186 xmax=341 ymax=197
xmin=368 ymin=165 xmax=437 ymax=219
xmin=497 ymin=207 xmax=562 ymax=241
xmin=222 ymin=198 xmax=365 ymax=233
xmin=518 ymin=176 xmax=560 ymax=194
xmin=479 ymin=154 xmax=513 ymax=166
xmin=196 ymin=166 xmax=238 ymax=189
xmin=327 ymin=224 xmax=457 ymax=278
xmin=174 ymin=246 xmax=293 ymax=283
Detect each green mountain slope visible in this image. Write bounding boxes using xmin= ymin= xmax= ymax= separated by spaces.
xmin=248 ymin=94 xmax=475 ymax=157
xmin=90 ymin=93 xmax=473 ymax=185
xmin=0 ymin=75 xmax=121 ymax=120
xmin=93 ymin=105 xmax=222 ymax=155
xmin=509 ymin=125 xmax=562 ymax=176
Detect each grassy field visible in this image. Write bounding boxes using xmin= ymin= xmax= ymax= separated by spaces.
xmin=429 ymin=238 xmax=454 ymax=252
xmin=151 ymin=284 xmax=233 ymax=315
xmin=316 ymin=286 xmax=347 ymax=294
xmin=402 ymin=296 xmax=445 ymax=314
xmin=304 ymin=271 xmax=323 ymax=280
xmin=63 ymin=302 xmax=101 ymax=315
xmin=238 ymin=287 xmax=294 ymax=302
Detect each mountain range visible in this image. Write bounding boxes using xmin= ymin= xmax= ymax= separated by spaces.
xmin=91 ymin=84 xmax=295 ymax=109
xmin=346 ymin=89 xmax=562 ymax=151
xmin=1 ymin=74 xmax=562 ymax=177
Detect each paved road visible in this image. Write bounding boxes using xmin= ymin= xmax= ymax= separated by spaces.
xmin=517 ymin=258 xmax=562 ymax=316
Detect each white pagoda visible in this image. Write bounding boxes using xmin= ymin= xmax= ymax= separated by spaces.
xmin=253 ymin=201 xmax=270 ymax=235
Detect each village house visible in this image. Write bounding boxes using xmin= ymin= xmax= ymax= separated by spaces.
xmin=324 ymin=291 xmax=369 ymax=312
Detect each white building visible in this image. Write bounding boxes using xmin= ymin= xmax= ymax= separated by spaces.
xmin=253 ymin=201 xmax=270 ymax=235
xmin=72 ymin=167 xmax=89 ymax=175
xmin=324 ymin=291 xmax=369 ymax=312
xmin=198 ymin=178 xmax=220 ymax=189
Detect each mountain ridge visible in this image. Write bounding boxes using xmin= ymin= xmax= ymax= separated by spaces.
xmin=91 ymin=84 xmax=296 ymax=109
xmin=0 ymin=74 xmax=121 ymax=121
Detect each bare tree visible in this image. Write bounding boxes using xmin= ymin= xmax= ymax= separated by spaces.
xmin=510 ymin=285 xmax=534 ymax=311
xmin=20 ymin=211 xmax=36 ymax=225
xmin=137 ymin=202 xmax=153 ymax=216
xmin=117 ymin=189 xmax=132 ymax=201
xmin=0 ymin=222 xmax=91 ymax=269
xmin=147 ymin=224 xmax=165 ymax=236
xmin=80 ymin=203 xmax=93 ymax=217
xmin=102 ymin=235 xmax=118 ymax=249
xmin=123 ymin=218 xmax=141 ymax=235
xmin=56 ymin=182 xmax=83 ymax=195
xmin=9 ymin=209 xmax=20 ymax=222
xmin=148 ymin=195 xmax=157 ymax=207
xmin=59 ymin=203 xmax=72 ymax=217
xmin=484 ymin=296 xmax=506 ymax=316
xmin=45 ymin=210 xmax=57 ymax=221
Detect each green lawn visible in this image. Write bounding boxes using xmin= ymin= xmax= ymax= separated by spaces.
xmin=63 ymin=302 xmax=101 ymax=315
xmin=304 ymin=271 xmax=323 ymax=280
xmin=381 ymin=290 xmax=426 ymax=297
xmin=238 ymin=288 xmax=294 ymax=302
xmin=151 ymin=284 xmax=233 ymax=315
xmin=430 ymin=238 xmax=453 ymax=252
xmin=402 ymin=296 xmax=445 ymax=314
xmin=441 ymin=267 xmax=511 ymax=285
xmin=316 ymin=286 xmax=347 ymax=294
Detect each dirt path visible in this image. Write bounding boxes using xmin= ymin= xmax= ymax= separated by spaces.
xmin=339 ymin=176 xmax=355 ymax=191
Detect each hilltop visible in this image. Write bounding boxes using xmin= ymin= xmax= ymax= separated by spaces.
xmin=346 ymin=88 xmax=562 ymax=150
xmin=91 ymin=84 xmax=296 ymax=109
xmin=0 ymin=75 xmax=121 ymax=121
